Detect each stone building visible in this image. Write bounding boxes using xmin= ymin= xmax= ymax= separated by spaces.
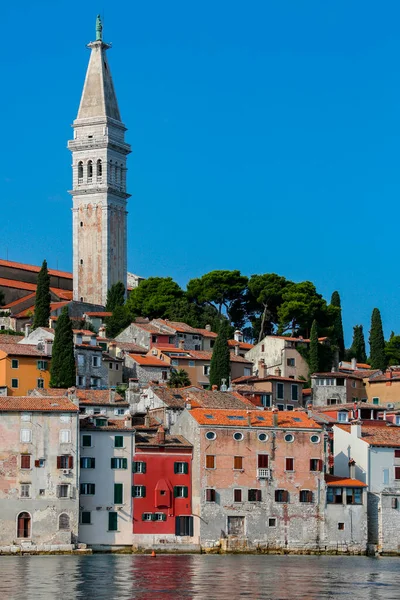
xmin=245 ymin=335 xmax=315 ymax=380
xmin=232 ymin=374 xmax=304 ymax=410
xmin=311 ymin=371 xmax=368 ymax=407
xmin=124 ymin=354 xmax=171 ymax=384
xmin=68 ymin=16 xmax=131 ymax=305
xmin=0 ymin=396 xmax=80 ymax=553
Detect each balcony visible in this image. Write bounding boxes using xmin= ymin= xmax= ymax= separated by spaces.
xmin=257 ymin=468 xmax=271 ymax=479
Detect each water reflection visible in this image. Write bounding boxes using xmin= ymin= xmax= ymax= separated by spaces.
xmin=1 ymin=554 xmax=400 ymax=600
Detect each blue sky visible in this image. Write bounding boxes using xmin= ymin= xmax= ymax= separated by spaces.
xmin=2 ymin=1 xmax=400 ymax=346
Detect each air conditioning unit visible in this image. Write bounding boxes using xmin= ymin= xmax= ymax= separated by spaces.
xmin=257 ymin=468 xmax=271 ymax=480
xmin=106 ymin=506 xmax=112 ymax=511
xmin=96 ymin=506 xmax=102 ymax=510
xmin=100 ymin=409 xmax=107 ymax=415
xmin=387 ymin=403 xmax=395 ymax=409
xmin=62 ymin=469 xmax=71 ymax=475
xmin=37 ymin=342 xmax=44 ymax=352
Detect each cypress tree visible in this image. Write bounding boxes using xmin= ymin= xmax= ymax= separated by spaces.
xmin=349 ymin=325 xmax=367 ymax=363
xmin=209 ymin=320 xmax=231 ymax=389
xmin=369 ymin=308 xmax=387 ymax=370
xmin=309 ymin=319 xmax=320 ymax=375
xmin=33 ymin=260 xmax=51 ymax=329
xmin=105 ymin=282 xmax=125 ymax=312
xmin=50 ymin=306 xmax=76 ymax=388
xmin=330 ymin=291 xmax=345 ymax=360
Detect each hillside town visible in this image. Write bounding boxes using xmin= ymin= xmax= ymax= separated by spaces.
xmin=2 ymin=17 xmax=400 ymax=558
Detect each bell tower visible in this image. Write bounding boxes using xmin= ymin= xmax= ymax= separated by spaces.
xmin=68 ymin=16 xmax=131 ymax=305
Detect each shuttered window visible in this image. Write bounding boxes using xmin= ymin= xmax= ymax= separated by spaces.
xmin=108 ymin=512 xmax=118 ymax=531
xmin=20 ymin=455 xmax=31 ymax=469
xmin=205 ymin=455 xmax=215 ymax=469
xmin=285 ymin=458 xmax=294 ymax=471
xmin=111 ymin=457 xmax=128 ymax=469
xmin=114 ymin=483 xmax=123 ymax=504
xmin=233 ymin=456 xmax=243 ymax=470
xmin=174 ymin=462 xmax=188 ymax=474
xmin=114 ymin=436 xmax=124 ymax=448
xmin=205 ymin=489 xmax=216 ymax=502
xmin=257 ymin=454 xmax=269 ymax=468
xmin=175 ymin=516 xmax=193 ymax=536
xmin=299 ymin=490 xmax=313 ymax=503
xmin=133 ymin=461 xmax=146 ymax=473
xmin=57 ymin=455 xmax=73 ymax=469
xmin=310 ymin=459 xmax=322 ymax=472
xmin=275 ymin=489 xmax=289 ymax=503
xmin=248 ymin=489 xmax=262 ymax=502
xmin=234 ymin=489 xmax=242 ymax=502
xmin=174 ymin=486 xmax=188 ymax=498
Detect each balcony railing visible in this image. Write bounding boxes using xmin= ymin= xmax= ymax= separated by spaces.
xmin=257 ymin=468 xmax=271 ymax=479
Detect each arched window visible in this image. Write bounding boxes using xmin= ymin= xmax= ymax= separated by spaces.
xmin=87 ymin=160 xmax=93 ymax=182
xmin=97 ymin=159 xmax=102 ymax=181
xmin=59 ymin=513 xmax=70 ymax=530
xmin=78 ymin=161 xmax=83 ymax=183
xmin=17 ymin=512 xmax=31 ymax=538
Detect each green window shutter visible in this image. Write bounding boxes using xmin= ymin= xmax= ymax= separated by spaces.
xmin=92 ymin=458 xmax=96 ymax=468
xmin=114 ymin=483 xmax=123 ymax=504
xmin=108 ymin=512 xmax=118 ymax=531
xmin=142 ymin=462 xmax=146 ymax=474
xmin=111 ymin=458 xmax=116 ymax=469
xmin=184 ymin=462 xmax=189 ymax=474
xmin=141 ymin=513 xmax=147 ymax=521
xmin=132 ymin=485 xmax=134 ymax=497
xmin=133 ymin=462 xmax=138 ymax=473
xmin=162 ymin=513 xmax=167 ymax=521
xmin=123 ymin=458 xmax=128 ymax=469
xmin=115 ymin=436 xmax=123 ymax=448
xmin=151 ymin=514 xmax=157 ymax=521
xmin=174 ymin=486 xmax=178 ymax=498
xmin=174 ymin=462 xmax=178 ymax=474
xmin=183 ymin=486 xmax=188 ymax=498
xmin=141 ymin=486 xmax=146 ymax=498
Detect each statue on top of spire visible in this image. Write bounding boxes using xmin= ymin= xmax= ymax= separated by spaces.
xmin=96 ymin=15 xmax=103 ymax=42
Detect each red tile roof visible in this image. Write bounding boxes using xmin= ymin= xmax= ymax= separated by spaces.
xmin=115 ymin=341 xmax=148 ymax=354
xmin=2 ymin=293 xmax=36 ymax=310
xmin=0 ymin=278 xmax=37 ymax=291
xmin=232 ymin=374 xmax=303 ymax=384
xmin=336 ymin=422 xmax=400 ymax=447
xmin=193 ymin=328 xmax=218 ymax=338
xmin=228 ymin=340 xmax=254 ymax=350
xmin=188 ymin=350 xmax=253 ymax=364
xmin=50 ymin=288 xmax=73 ymax=301
xmin=325 ymin=475 xmax=367 ymax=488
xmin=135 ymin=432 xmax=192 ymax=448
xmin=32 ymin=388 xmax=125 ymax=405
xmin=80 ymin=417 xmax=135 ymax=431
xmin=0 ymin=259 xmax=72 ymax=279
xmin=0 ymin=397 xmax=78 ymax=412
xmin=85 ymin=312 xmax=112 ymax=317
xmin=0 ymin=343 xmax=51 ymax=357
xmin=130 ymin=354 xmax=170 ymax=367
xmin=190 ymin=408 xmax=321 ymax=428
xmin=0 ymin=334 xmax=24 ymax=343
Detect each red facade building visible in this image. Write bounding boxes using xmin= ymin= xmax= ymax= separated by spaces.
xmin=133 ymin=426 xmax=193 ymax=540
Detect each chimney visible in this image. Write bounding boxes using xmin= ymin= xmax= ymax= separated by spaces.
xmin=144 ymin=409 xmax=150 ymax=428
xmin=179 ymin=339 xmax=185 ymax=350
xmin=348 ymin=458 xmax=356 ymax=479
xmin=205 ymin=324 xmax=211 ymax=332
xmin=44 ymin=340 xmax=53 ymax=356
xmin=108 ymin=342 xmax=117 ymax=358
xmin=351 ymin=357 xmax=357 ymax=370
xmin=272 ymin=406 xmax=279 ymax=427
xmin=109 ymin=389 xmax=116 ymax=403
xmin=247 ymin=410 xmax=252 ymax=427
xmin=212 ymin=385 xmax=218 ymax=391
xmin=98 ymin=326 xmax=107 ymax=338
xmin=258 ymin=359 xmax=266 ymax=378
xmin=124 ymin=414 xmax=132 ymax=428
xmin=156 ymin=425 xmax=165 ymax=445
xmin=351 ymin=421 xmax=362 ymax=439
xmin=386 ymin=369 xmax=392 ymax=380
xmin=234 ymin=344 xmax=239 ymax=356
xmin=185 ymin=398 xmax=192 ymax=410
xmin=234 ymin=330 xmax=243 ymax=343
xmin=24 ymin=323 xmax=31 ymax=338
xmin=274 ymin=367 xmax=281 ymax=377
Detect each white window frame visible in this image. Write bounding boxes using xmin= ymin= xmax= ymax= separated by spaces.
xmin=20 ymin=429 xmax=32 ymax=443
xmin=60 ymin=430 xmax=71 ymax=444
xmin=20 ymin=484 xmax=30 ymax=498
xmin=203 ymin=365 xmax=210 ymax=376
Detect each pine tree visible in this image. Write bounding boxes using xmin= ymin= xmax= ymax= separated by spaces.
xmin=349 ymin=325 xmax=367 ymax=363
xmin=330 ymin=291 xmax=345 ymax=360
xmin=50 ymin=307 xmax=76 ymax=388
xmin=105 ymin=282 xmax=125 ymax=312
xmin=309 ymin=320 xmax=319 ymax=375
xmin=209 ymin=320 xmax=231 ymax=389
xmin=33 ymin=260 xmax=51 ymax=329
xmin=369 ymin=308 xmax=387 ymax=370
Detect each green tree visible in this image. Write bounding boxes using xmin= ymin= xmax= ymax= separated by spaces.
xmin=348 ymin=325 xmax=367 ymax=363
xmin=308 ymin=320 xmax=320 ymax=375
xmin=277 ymin=281 xmax=336 ymax=337
xmin=186 ymin=270 xmax=248 ymax=326
xmin=126 ymin=277 xmax=183 ymax=320
xmin=385 ymin=334 xmax=400 ymax=366
xmin=33 ymin=260 xmax=51 ymax=329
xmin=50 ymin=307 xmax=76 ymax=388
xmin=106 ymin=305 xmax=131 ymax=339
xmin=167 ymin=369 xmax=191 ymax=388
xmin=330 ymin=291 xmax=345 ymax=360
xmin=105 ymin=282 xmax=126 ymax=312
xmin=369 ymin=307 xmax=387 ymax=370
xmin=209 ymin=320 xmax=231 ymax=388
xmin=246 ymin=273 xmax=290 ymax=341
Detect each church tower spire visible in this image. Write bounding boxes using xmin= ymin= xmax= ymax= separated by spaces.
xmin=68 ymin=16 xmax=131 ymax=306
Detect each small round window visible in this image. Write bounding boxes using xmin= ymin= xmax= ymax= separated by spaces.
xmin=284 ymin=433 xmax=294 ymax=443
xmin=233 ymin=432 xmax=244 ymax=441
xmin=205 ymin=431 xmax=216 ymax=440
xmin=258 ymin=433 xmax=268 ymax=442
xmin=310 ymin=435 xmax=320 ymax=444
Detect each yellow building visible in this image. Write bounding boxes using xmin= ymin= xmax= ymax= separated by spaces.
xmin=0 ymin=343 xmax=52 ymax=396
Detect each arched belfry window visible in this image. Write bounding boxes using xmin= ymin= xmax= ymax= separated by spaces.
xmin=97 ymin=159 xmax=102 ymax=181
xmin=78 ymin=162 xmax=83 ymax=183
xmin=87 ymin=160 xmax=93 ymax=182
xmin=17 ymin=512 xmax=31 ymax=538
xmin=59 ymin=513 xmax=70 ymax=530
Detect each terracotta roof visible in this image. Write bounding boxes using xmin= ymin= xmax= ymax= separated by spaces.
xmin=153 ymin=344 xmax=189 ymax=352
xmin=339 ymin=362 xmax=371 ymax=370
xmin=188 ymin=390 xmax=255 ymax=409
xmin=73 ymin=329 xmax=96 ymax=336
xmin=190 ymin=408 xmax=321 ymax=428
xmin=228 ymin=340 xmax=254 ymax=350
xmin=315 ymin=403 xmax=383 ymax=412
xmin=84 ymin=312 xmax=112 ymax=317
xmin=50 ymin=288 xmax=73 ymax=301
xmin=135 ymin=432 xmax=192 ymax=448
xmin=102 ymin=352 xmax=123 ymax=363
xmin=303 ymin=388 xmax=311 ymax=395
xmin=312 ymin=371 xmax=366 ymax=380
xmin=0 ymin=334 xmax=24 ymax=343
xmin=115 ymin=341 xmax=148 ymax=354
xmin=0 ymin=397 xmax=78 ymax=412
xmin=0 ymin=343 xmax=51 ymax=357
xmin=130 ymin=355 xmax=170 ymax=367
xmin=325 ymin=475 xmax=367 ymax=488
xmin=188 ymin=350 xmax=253 ymax=364
xmin=32 ymin=388 xmax=125 ymax=405
xmin=2 ymin=293 xmax=36 ymax=310
xmin=193 ymin=328 xmax=217 ymax=338
xmin=142 ymin=386 xmax=202 ymax=409
xmin=259 ymin=335 xmax=327 ymax=344
xmin=369 ymin=373 xmax=400 ymax=383
xmin=80 ymin=417 xmax=135 ymax=431
xmin=0 ymin=258 xmax=72 ymax=279
xmin=30 ymin=388 xmax=69 ymax=397
xmin=232 ymin=374 xmax=303 ymax=384
xmin=336 ymin=422 xmax=400 ymax=447
xmin=133 ymin=322 xmax=171 ymax=334
xmin=0 ymin=278 xmax=37 ymax=291
xmin=75 ymin=343 xmax=103 ymax=350
xmin=155 ymin=320 xmax=199 ymax=334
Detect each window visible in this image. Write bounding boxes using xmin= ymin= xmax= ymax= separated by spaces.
xmin=114 ymin=408 xmax=125 ymax=415
xmin=11 ymin=378 xmax=19 ymax=389
xmin=276 ymin=382 xmax=284 ymax=399
xmin=258 ymin=433 xmax=268 ymax=442
xmin=155 ymin=513 xmax=166 ymax=521
xmin=234 ymin=456 xmax=243 ymax=470
xmin=80 ymin=483 xmax=95 ymax=495
xmin=96 ymin=159 xmax=102 ymax=180
xmin=310 ymin=459 xmax=322 ymax=472
xmin=142 ymin=513 xmax=152 ymax=521
xmin=175 ymin=516 xmax=193 ymax=536
xmin=310 ymin=435 xmax=320 ymax=444
xmin=174 ymin=462 xmax=188 ymax=474
xmin=11 ymin=359 xmax=19 ymax=369
xmin=291 ymin=385 xmax=298 ymax=402
xmin=268 ymin=518 xmax=276 ymax=527
xmin=346 ymin=488 xmax=363 ymax=505
xmin=287 ymin=358 xmax=295 ymax=367
xmin=261 ymin=394 xmax=272 ymax=408
xmin=233 ymin=432 xmax=244 ymax=441
xmin=261 ymin=345 xmax=265 ymax=352
xmin=87 ymin=160 xmax=93 ymax=181
xmin=234 ymin=489 xmax=242 ymax=502
xmin=20 ymin=484 xmax=30 ymax=498
xmin=171 ymin=359 xmax=179 ymax=367
xmin=275 ymin=489 xmax=289 ymax=503
xmin=338 ymin=522 xmax=345 ymax=531
xmin=80 ymin=457 xmax=95 ymax=469
xmin=92 ymin=356 xmax=100 ymax=367
xmin=286 ymin=405 xmax=294 ymax=411
xmin=395 ymin=450 xmax=400 ymax=458
xmin=277 ymin=404 xmax=284 ymax=411
xmin=111 ymin=457 xmax=128 ymax=469
xmin=81 ymin=512 xmax=91 ymax=524
xmin=21 ymin=413 xmax=31 ymax=422
xmin=134 ymin=461 xmax=146 ymax=473
xmin=39 ymin=489 xmax=45 ymax=495
xmin=37 ymin=378 xmax=44 ymax=389
xmin=20 ymin=429 xmax=32 ymax=443
xmin=174 ymin=486 xmax=188 ymax=498
xmin=284 ymin=433 xmax=294 ymax=443
xmin=244 ymin=368 xmax=251 ymax=376
xmin=258 ymin=454 xmax=269 ymax=468
xmin=327 ymin=487 xmax=343 ymax=504
xmin=392 ymin=498 xmax=398 ymax=509
xmin=152 ymin=335 xmax=157 ymax=343
xmin=35 ymin=458 xmax=45 ymax=468
xmin=77 ymin=354 xmax=85 ymax=366
xmin=338 ymin=412 xmax=348 ymax=423
xmin=108 ymin=512 xmax=118 ymax=531
xmin=77 ymin=376 xmax=85 ymax=386
xmin=57 ymin=455 xmax=73 ymax=469
xmin=205 ymin=431 xmax=216 ymax=441
xmin=114 ymin=435 xmax=124 ymax=448
xmin=17 ymin=512 xmax=31 ymax=538
xmin=37 ymin=360 xmax=48 ymax=370
xmin=188 ymin=361 xmax=195 ymax=367
xmin=395 ymin=467 xmax=400 ymax=480
xmin=60 ymin=430 xmax=71 ymax=444
xmin=82 ymin=435 xmax=92 ymax=447
xmin=132 ymin=485 xmax=146 ymax=498
xmin=203 ymin=365 xmax=210 ymax=376
xmin=57 ymin=484 xmax=69 ymax=498
xmin=205 ymin=489 xmax=216 ymax=502
xmin=248 ymin=489 xmax=262 ymax=502
xmin=78 ymin=161 xmax=84 ymax=181
xmin=59 ymin=514 xmax=70 ymax=530
xmin=114 ymin=483 xmax=123 ymax=504
xmin=299 ymin=490 xmax=313 ymax=503
xmin=228 ymin=516 xmax=245 ymax=536
xmin=285 ymin=457 xmax=294 ymax=471
xmin=20 ymin=455 xmax=31 ymax=469
xmin=206 ymin=455 xmax=215 ymax=469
